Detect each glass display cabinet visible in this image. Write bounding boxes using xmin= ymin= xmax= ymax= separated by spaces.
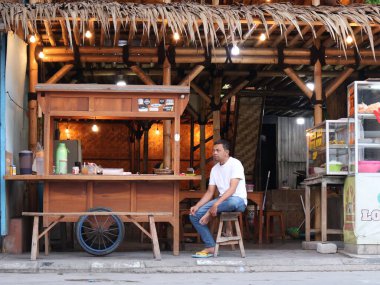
xmin=306 ymin=119 xmax=351 ymax=177
xmin=344 ymin=80 xmax=380 ymax=252
xmin=348 ymin=81 xmax=380 ymax=174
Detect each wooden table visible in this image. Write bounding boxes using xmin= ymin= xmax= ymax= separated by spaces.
xmin=303 ymin=175 xmax=346 ymax=242
xmin=6 ymin=174 xmax=201 ymax=256
xmin=180 ymin=190 xmax=264 ymax=244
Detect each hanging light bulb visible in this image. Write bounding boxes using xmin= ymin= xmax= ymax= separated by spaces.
xmin=116 ymin=80 xmax=127 ymax=86
xmin=85 ymin=30 xmax=92 ymax=39
xmin=231 ymin=45 xmax=240 ymax=56
xmin=306 ymin=82 xmax=315 ymax=91
xmin=29 ymin=35 xmax=37 ymax=43
xmin=346 ymin=35 xmax=353 ymax=44
xmin=92 ymin=123 xmax=99 ymax=132
xmin=38 ymin=51 xmax=45 ymax=59
xmin=173 ymin=32 xmax=180 ymax=41
xmin=155 ymin=124 xmax=160 ymax=135
xmin=259 ymin=33 xmax=267 ymax=42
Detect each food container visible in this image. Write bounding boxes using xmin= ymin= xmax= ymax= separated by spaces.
xmin=153 ymin=168 xmax=174 ymax=175
xmin=358 ymin=161 xmax=380 ymax=173
xmin=329 ymin=161 xmax=343 ymax=172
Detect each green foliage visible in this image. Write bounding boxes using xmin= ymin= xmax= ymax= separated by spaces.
xmin=366 ymin=0 xmax=380 ymax=4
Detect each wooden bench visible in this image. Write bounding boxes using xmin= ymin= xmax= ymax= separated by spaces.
xmin=22 ymin=211 xmax=172 ymax=261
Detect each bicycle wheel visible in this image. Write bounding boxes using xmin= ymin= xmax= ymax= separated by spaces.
xmin=76 ymin=207 xmax=125 ymax=256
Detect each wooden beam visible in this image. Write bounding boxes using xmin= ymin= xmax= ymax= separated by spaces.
xmin=100 ymin=26 xmax=105 ymax=46
xmin=314 ymin=41 xmax=323 ymax=124
xmin=254 ymin=24 xmax=277 ymax=48
xmin=283 ymin=67 xmax=313 ymax=99
xmin=212 ymin=75 xmax=223 ymax=142
xmin=130 ymin=65 xmax=156 ymax=85
xmin=271 ymin=24 xmax=295 ymax=47
xmin=303 ymin=26 xmax=325 ymax=48
xmin=29 ymin=42 xmax=38 ymax=151
xmin=325 ymin=67 xmax=355 ymax=97
xmin=46 ymin=64 xmax=74 ymax=84
xmin=73 ymin=22 xmax=80 ymax=46
xmin=288 ymin=26 xmax=311 ymax=47
xmin=222 ymin=78 xmax=251 ymax=103
xmin=88 ymin=20 xmax=95 ymax=46
xmin=186 ymin=104 xmax=198 ymax=119
xmin=163 ymin=57 xmax=171 ymax=170
xmin=178 ymin=65 xmax=205 ymax=86
xmin=113 ymin=21 xmax=121 ymax=47
xmin=59 ymin=20 xmax=69 ymax=46
xmin=44 ymin=20 xmax=56 ymax=46
xmin=190 ymin=82 xmax=211 ymax=104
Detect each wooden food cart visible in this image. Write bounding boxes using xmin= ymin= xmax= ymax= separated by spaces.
xmin=10 ymin=83 xmax=201 ymax=256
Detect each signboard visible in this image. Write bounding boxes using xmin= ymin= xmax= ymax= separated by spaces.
xmin=345 ymin=175 xmax=380 ymax=245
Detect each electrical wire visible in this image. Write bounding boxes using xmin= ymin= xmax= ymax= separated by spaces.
xmin=6 ymin=91 xmax=28 ymax=114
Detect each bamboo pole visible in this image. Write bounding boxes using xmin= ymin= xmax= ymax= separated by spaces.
xmin=222 ymin=78 xmax=250 ymax=103
xmin=143 ymin=123 xmax=149 ymax=174
xmin=178 ymin=65 xmax=205 ymax=86
xmin=130 ymin=65 xmax=156 ymax=85
xmin=44 ymin=20 xmax=56 ymax=46
xmin=190 ymin=83 xmax=211 ymax=104
xmin=88 ymin=20 xmax=95 ymax=46
xmin=212 ymin=75 xmax=223 ymax=142
xmin=325 ymin=67 xmax=355 ymax=98
xmin=199 ymin=99 xmax=207 ymax=192
xmin=283 ymin=67 xmax=313 ymax=99
xmin=29 ymin=42 xmax=38 ymax=151
xmin=163 ymin=57 xmax=172 ymax=169
xmin=46 ymin=64 xmax=74 ymax=84
xmin=314 ymin=41 xmax=323 ymax=125
xmin=73 ymin=22 xmax=80 ymax=46
xmin=42 ymin=46 xmax=380 ymax=58
xmin=59 ymin=20 xmax=69 ymax=46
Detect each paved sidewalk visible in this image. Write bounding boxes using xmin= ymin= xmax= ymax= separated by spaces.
xmin=1 ymin=241 xmax=380 ymax=273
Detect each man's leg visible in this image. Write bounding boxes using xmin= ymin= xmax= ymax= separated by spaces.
xmin=189 ymin=199 xmax=218 ymax=250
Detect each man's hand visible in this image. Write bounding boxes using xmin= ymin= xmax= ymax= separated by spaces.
xmin=209 ymin=203 xmax=219 ymax=217
xmin=190 ymin=205 xmax=199 ymax=216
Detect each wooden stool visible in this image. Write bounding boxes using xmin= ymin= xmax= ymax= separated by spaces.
xmin=214 ymin=212 xmax=245 ymax=258
xmin=180 ymin=209 xmax=200 ymax=243
xmin=265 ymin=210 xmax=286 ymax=243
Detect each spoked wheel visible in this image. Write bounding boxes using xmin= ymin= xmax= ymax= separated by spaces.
xmin=76 ymin=207 xmax=125 ymax=256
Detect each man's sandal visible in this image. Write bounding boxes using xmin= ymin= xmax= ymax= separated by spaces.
xmin=191 ymin=250 xmax=213 ymax=258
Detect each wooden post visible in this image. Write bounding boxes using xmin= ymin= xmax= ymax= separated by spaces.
xmin=29 ymin=42 xmax=38 ymax=151
xmin=143 ymin=122 xmax=149 ymax=174
xmin=314 ymin=41 xmax=323 ymax=125
xmin=46 ymin=64 xmax=74 ymax=84
xmin=163 ymin=57 xmax=172 ymax=169
xmin=212 ymin=75 xmax=223 ymax=142
xmin=200 ymin=99 xmax=207 ymax=191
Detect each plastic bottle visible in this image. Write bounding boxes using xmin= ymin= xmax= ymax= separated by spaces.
xmin=56 ymin=143 xmax=68 ymax=174
xmin=35 ymin=143 xmax=44 ymax=175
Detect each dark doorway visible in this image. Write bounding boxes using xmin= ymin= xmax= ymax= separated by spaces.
xmin=260 ymin=124 xmax=277 ymax=189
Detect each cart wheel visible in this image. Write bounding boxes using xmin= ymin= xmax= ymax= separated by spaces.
xmin=76 ymin=207 xmax=125 ymax=256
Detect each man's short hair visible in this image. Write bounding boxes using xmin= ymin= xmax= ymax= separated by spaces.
xmin=214 ymin=139 xmax=230 ymax=152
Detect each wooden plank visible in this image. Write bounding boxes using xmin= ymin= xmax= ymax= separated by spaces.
xmin=305 ymin=185 xmax=311 ymax=242
xmin=23 ymin=211 xmax=173 ymax=216
xmin=46 ymin=64 xmax=74 ymax=84
xmin=5 ymin=175 xmax=201 ymax=182
xmin=321 ymin=180 xmax=327 ymax=242
xmin=31 ymin=216 xmax=39 ymax=260
xmin=149 ymin=215 xmax=161 ymax=260
xmin=35 ymin=84 xmax=189 ymax=94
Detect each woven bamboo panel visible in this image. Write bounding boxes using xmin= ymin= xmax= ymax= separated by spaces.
xmin=233 ymin=96 xmax=264 ymax=182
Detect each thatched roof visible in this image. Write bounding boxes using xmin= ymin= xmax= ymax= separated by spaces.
xmin=1 ymin=1 xmax=379 ymax=52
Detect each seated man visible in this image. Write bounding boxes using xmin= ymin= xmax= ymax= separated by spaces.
xmin=189 ymin=139 xmax=247 ymax=258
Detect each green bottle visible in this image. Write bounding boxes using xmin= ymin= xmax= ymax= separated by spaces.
xmin=56 ymin=143 xmax=68 ymax=174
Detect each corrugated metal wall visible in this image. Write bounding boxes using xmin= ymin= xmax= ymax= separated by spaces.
xmin=277 ymin=117 xmax=313 ymax=188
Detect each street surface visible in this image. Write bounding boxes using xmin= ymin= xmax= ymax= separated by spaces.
xmin=1 ymin=272 xmax=380 ymax=285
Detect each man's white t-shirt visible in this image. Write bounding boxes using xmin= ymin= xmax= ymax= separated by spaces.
xmin=209 ymin=157 xmax=247 ymax=205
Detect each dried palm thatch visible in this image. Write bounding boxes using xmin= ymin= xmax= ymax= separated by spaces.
xmin=0 ymin=1 xmax=379 ymax=55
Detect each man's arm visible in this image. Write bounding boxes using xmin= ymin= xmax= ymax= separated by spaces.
xmin=189 ymin=184 xmax=216 ymax=216
xmin=208 ymin=178 xmax=240 ymax=216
